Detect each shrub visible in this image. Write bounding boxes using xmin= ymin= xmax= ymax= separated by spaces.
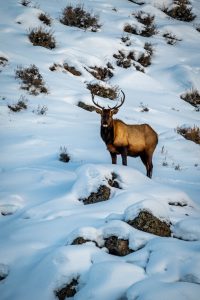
xmin=140 ymin=102 xmax=149 ymax=112
xmin=196 ymin=25 xmax=200 ymax=32
xmin=180 ymin=88 xmax=200 ymax=110
xmin=20 ymin=0 xmax=31 ymax=6
xmin=8 ymin=96 xmax=28 ymax=112
xmin=177 ymin=126 xmax=200 ymax=144
xmin=60 ymin=4 xmax=101 ymax=32
xmin=0 ymin=57 xmax=8 ymax=71
xmin=33 ymin=105 xmax=48 ymax=115
xmin=134 ymin=11 xmax=157 ymax=37
xmin=163 ymin=32 xmax=182 ymax=45
xmin=86 ymin=65 xmax=113 ymax=81
xmin=59 ymin=146 xmax=70 ymax=163
xmin=87 ymin=83 xmax=119 ymax=100
xmin=137 ymin=43 xmax=154 ymax=67
xmin=15 ymin=64 xmax=48 ymax=95
xmin=163 ymin=0 xmax=196 ymax=22
xmin=38 ymin=12 xmax=52 ymax=26
xmin=28 ymin=27 xmax=56 ymax=49
xmin=77 ymin=101 xmax=96 ymax=112
xmin=63 ymin=63 xmax=82 ymax=76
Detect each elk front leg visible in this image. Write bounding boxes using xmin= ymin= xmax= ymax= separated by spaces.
xmin=119 ymin=147 xmax=127 ymax=166
xmin=110 ymin=152 xmax=117 ymax=164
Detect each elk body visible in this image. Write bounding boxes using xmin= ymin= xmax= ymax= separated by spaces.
xmin=92 ymin=91 xmax=158 ymax=178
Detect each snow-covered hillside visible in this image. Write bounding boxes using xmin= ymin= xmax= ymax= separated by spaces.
xmin=0 ymin=0 xmax=200 ymax=299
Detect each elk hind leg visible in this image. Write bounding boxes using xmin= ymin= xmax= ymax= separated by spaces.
xmin=140 ymin=152 xmax=153 ymax=178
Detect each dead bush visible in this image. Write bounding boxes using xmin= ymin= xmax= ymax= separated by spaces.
xmin=163 ymin=0 xmax=196 ymax=22
xmin=105 ymin=236 xmax=133 ymax=256
xmin=20 ymin=0 xmax=31 ymax=6
xmin=127 ymin=210 xmax=171 ymax=237
xmin=87 ymin=83 xmax=119 ymax=100
xmin=177 ymin=126 xmax=200 ymax=144
xmin=28 ymin=27 xmax=56 ymax=49
xmin=59 ymin=146 xmax=70 ymax=163
xmin=15 ymin=64 xmax=48 ymax=95
xmin=77 ymin=101 xmax=96 ymax=112
xmin=180 ymin=88 xmax=200 ymax=109
xmin=196 ymin=25 xmax=200 ymax=32
xmin=63 ymin=63 xmax=82 ymax=76
xmin=55 ymin=278 xmax=78 ymax=300
xmin=107 ymin=172 xmax=121 ymax=189
xmin=113 ymin=50 xmax=132 ymax=69
xmin=80 ymin=185 xmax=111 ymax=205
xmin=133 ymin=11 xmax=157 ymax=37
xmin=163 ymin=32 xmax=182 ymax=45
xmin=38 ymin=12 xmax=52 ymax=26
xmin=0 ymin=57 xmax=8 ymax=72
xmin=60 ymin=4 xmax=101 ymax=32
xmin=123 ymin=23 xmax=137 ymax=35
xmin=137 ymin=43 xmax=153 ymax=67
xmin=8 ymin=96 xmax=28 ymax=112
xmin=86 ymin=65 xmax=113 ymax=81
xmin=33 ymin=105 xmax=48 ymax=115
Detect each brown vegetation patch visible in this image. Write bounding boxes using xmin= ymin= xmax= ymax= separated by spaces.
xmin=108 ymin=172 xmax=121 ymax=189
xmin=113 ymin=50 xmax=132 ymax=69
xmin=80 ymin=185 xmax=111 ymax=205
xmin=77 ymin=101 xmax=96 ymax=112
xmin=0 ymin=57 xmax=8 ymax=70
xmin=180 ymin=88 xmax=200 ymax=110
xmin=131 ymin=11 xmax=157 ymax=37
xmin=60 ymin=4 xmax=101 ymax=32
xmin=38 ymin=12 xmax=52 ymax=26
xmin=163 ymin=32 xmax=182 ymax=45
xmin=15 ymin=64 xmax=48 ymax=95
xmin=127 ymin=210 xmax=171 ymax=237
xmin=105 ymin=236 xmax=133 ymax=256
xmin=63 ymin=63 xmax=82 ymax=76
xmin=163 ymin=0 xmax=196 ymax=22
xmin=59 ymin=146 xmax=71 ymax=163
xmin=177 ymin=126 xmax=200 ymax=144
xmin=87 ymin=83 xmax=118 ymax=100
xmin=86 ymin=65 xmax=113 ymax=81
xmin=8 ymin=96 xmax=28 ymax=112
xmin=28 ymin=27 xmax=56 ymax=49
xmin=55 ymin=278 xmax=78 ymax=300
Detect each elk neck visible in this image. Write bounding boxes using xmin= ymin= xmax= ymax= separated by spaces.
xmin=100 ymin=120 xmax=114 ymax=145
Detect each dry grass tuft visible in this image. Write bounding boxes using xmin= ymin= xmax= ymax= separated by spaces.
xmin=177 ymin=126 xmax=200 ymax=144
xmin=28 ymin=27 xmax=56 ymax=49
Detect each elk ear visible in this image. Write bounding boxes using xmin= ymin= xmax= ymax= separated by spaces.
xmin=95 ymin=108 xmax=102 ymax=114
xmin=112 ymin=108 xmax=119 ymax=115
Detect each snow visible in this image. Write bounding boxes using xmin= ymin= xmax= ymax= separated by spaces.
xmin=0 ymin=0 xmax=200 ymax=299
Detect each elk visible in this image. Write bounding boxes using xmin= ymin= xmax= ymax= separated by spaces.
xmin=91 ymin=90 xmax=158 ymax=178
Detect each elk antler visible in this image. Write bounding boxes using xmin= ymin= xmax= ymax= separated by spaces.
xmin=91 ymin=90 xmax=125 ymax=110
xmin=91 ymin=92 xmax=104 ymax=109
xmin=108 ymin=90 xmax=125 ymax=110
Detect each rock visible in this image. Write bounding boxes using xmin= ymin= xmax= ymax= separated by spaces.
xmin=128 ymin=210 xmax=171 ymax=237
xmin=81 ymin=185 xmax=111 ymax=205
xmin=55 ymin=278 xmax=78 ymax=300
xmin=105 ymin=236 xmax=133 ymax=256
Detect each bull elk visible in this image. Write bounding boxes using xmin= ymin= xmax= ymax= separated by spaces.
xmin=91 ymin=90 xmax=158 ymax=178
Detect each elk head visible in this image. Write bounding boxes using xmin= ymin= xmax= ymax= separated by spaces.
xmin=91 ymin=90 xmax=125 ymax=128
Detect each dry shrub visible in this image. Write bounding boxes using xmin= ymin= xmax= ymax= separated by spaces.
xmin=123 ymin=23 xmax=137 ymax=35
xmin=8 ymin=96 xmax=28 ymax=112
xmin=180 ymin=88 xmax=200 ymax=110
xmin=59 ymin=146 xmax=70 ymax=163
xmin=177 ymin=126 xmax=200 ymax=144
xmin=128 ymin=210 xmax=171 ymax=237
xmin=20 ymin=0 xmax=31 ymax=6
xmin=107 ymin=172 xmax=121 ymax=189
xmin=55 ymin=279 xmax=78 ymax=300
xmin=132 ymin=11 xmax=157 ymax=37
xmin=163 ymin=32 xmax=182 ymax=45
xmin=63 ymin=63 xmax=82 ymax=76
xmin=87 ymin=83 xmax=119 ymax=100
xmin=28 ymin=27 xmax=56 ymax=49
xmin=38 ymin=12 xmax=52 ymax=26
xmin=163 ymin=0 xmax=196 ymax=22
xmin=0 ymin=57 xmax=8 ymax=72
xmin=15 ymin=65 xmax=48 ymax=95
xmin=60 ymin=4 xmax=101 ymax=32
xmin=113 ymin=50 xmax=132 ymax=69
xmin=77 ymin=101 xmax=96 ymax=112
xmin=87 ymin=65 xmax=113 ymax=81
